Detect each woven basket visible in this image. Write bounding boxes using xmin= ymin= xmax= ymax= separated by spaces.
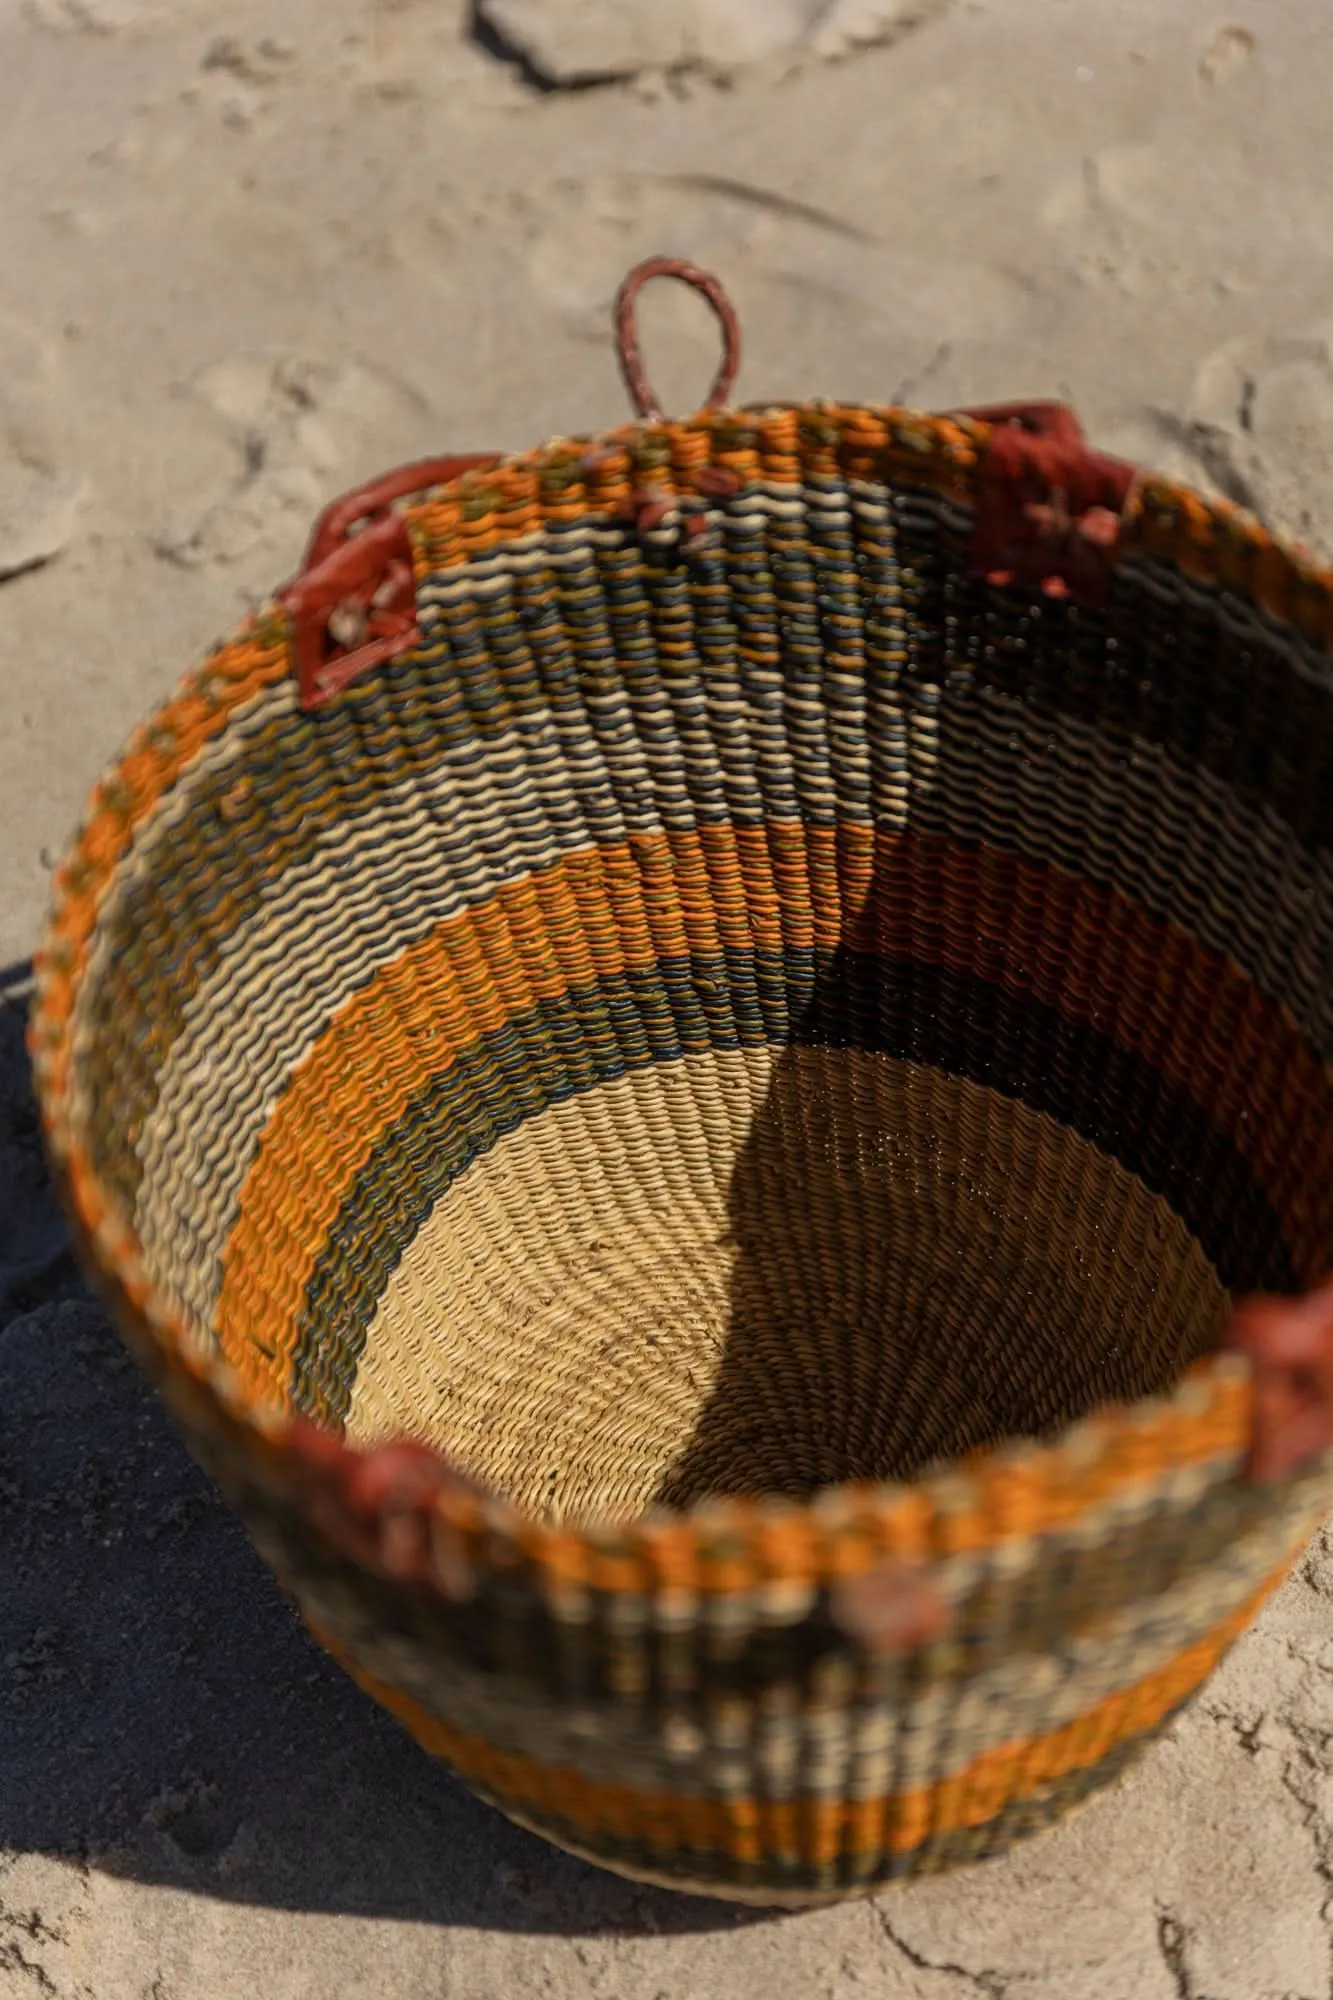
xmin=32 ymin=259 xmax=1333 ymax=1906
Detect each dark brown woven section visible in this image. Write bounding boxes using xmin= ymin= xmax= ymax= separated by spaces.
xmin=662 ymin=1049 xmax=1227 ymax=1505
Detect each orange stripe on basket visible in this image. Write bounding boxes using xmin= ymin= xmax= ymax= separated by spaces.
xmin=307 ymin=1545 xmax=1291 ymax=1873
xmin=33 ymin=626 xmax=291 ymax=1111
xmin=214 ymin=908 xmax=513 ymax=1400
xmin=211 ymin=822 xmax=809 ymax=1395
xmin=215 ymin=814 xmax=1329 ymax=1407
xmin=409 ymin=409 xmax=978 ymax=573
xmin=1124 ymin=475 xmax=1333 ymax=645
xmin=212 ymin=831 xmax=746 ymax=1397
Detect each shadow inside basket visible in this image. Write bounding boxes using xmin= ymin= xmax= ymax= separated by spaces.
xmin=324 ymin=925 xmax=1240 ymax=1530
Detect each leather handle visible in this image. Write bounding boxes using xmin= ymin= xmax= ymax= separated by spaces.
xmin=952 ymin=400 xmax=1140 ymax=606
xmin=281 ymin=452 xmax=502 ymax=711
xmin=614 ymin=255 xmax=743 ymax=421
xmin=1224 ymin=1275 xmax=1333 ymax=1484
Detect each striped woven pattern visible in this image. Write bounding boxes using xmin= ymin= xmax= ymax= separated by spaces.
xmin=31 ymin=402 xmax=1333 ymax=1902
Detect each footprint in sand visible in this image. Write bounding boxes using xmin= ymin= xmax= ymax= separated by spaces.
xmin=0 ymin=310 xmax=86 ymax=579
xmin=1199 ymin=23 xmax=1257 ymax=87
xmin=388 ymin=166 xmax=1024 ymax=423
xmin=153 ymin=353 xmax=432 ymax=576
xmin=1134 ymin=333 xmax=1333 ymax=558
xmin=0 ymin=310 xmax=61 ymax=465
xmin=499 ymin=172 xmax=1021 ymax=398
xmin=0 ymin=466 xmax=86 ymax=582
xmin=522 ymin=174 xmax=844 ymax=319
xmin=391 ymin=168 xmax=875 ymax=333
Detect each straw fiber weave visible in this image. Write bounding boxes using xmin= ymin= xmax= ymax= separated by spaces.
xmin=32 ymin=398 xmax=1333 ymax=1902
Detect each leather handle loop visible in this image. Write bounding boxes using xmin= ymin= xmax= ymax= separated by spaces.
xmin=614 ymin=256 xmax=743 ymax=421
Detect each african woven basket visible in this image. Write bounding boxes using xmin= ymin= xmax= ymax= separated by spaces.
xmin=32 ymin=258 xmax=1333 ymax=1906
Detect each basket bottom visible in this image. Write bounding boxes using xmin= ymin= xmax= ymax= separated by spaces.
xmin=340 ymin=1047 xmax=1229 ymax=1521
xmin=473 ymin=1730 xmax=1163 ymax=1905
xmin=488 ymin=1782 xmax=1122 ymax=1907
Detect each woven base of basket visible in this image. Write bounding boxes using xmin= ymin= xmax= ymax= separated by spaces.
xmin=346 ymin=1045 xmax=1227 ymax=1517
xmin=492 ymin=1767 xmax=1122 ymax=1907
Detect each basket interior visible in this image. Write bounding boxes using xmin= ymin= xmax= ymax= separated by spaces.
xmin=67 ymin=425 xmax=1333 ymax=1525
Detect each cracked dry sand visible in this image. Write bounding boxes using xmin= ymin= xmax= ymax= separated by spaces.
xmin=3 ymin=0 xmax=1333 ymax=1994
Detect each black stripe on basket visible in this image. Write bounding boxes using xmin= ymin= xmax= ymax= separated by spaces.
xmin=284 ymin=946 xmax=1293 ymax=1429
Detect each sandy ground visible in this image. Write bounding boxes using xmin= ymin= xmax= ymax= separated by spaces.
xmin=4 ymin=0 xmax=1333 ymax=1993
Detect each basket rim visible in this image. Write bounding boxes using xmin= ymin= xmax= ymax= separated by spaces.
xmin=26 ymin=399 xmax=1333 ymax=1589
